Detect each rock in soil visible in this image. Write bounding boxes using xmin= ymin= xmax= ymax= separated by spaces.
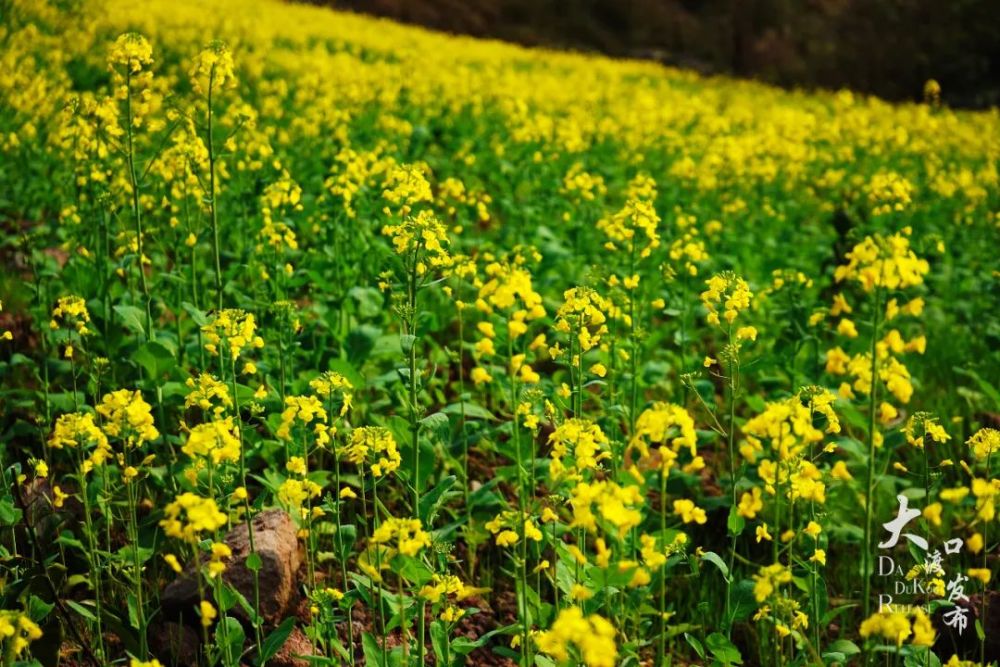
xmin=269 ymin=626 xmax=314 ymax=667
xmin=162 ymin=509 xmax=302 ymax=626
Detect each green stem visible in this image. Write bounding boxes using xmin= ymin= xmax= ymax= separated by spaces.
xmin=331 ymin=424 xmax=356 ymax=665
xmin=125 ymin=455 xmax=147 ymax=656
xmin=658 ymin=467 xmax=668 ymax=664
xmin=724 ymin=328 xmax=739 ymax=635
xmin=810 ymin=499 xmax=820 ymax=652
xmin=372 ymin=476 xmax=388 ymax=667
xmin=206 ymin=67 xmax=223 ymax=311
xmin=773 ymin=472 xmax=783 ymax=667
xmin=922 ymin=438 xmax=931 ymax=505
xmin=628 ymin=244 xmax=639 ymax=433
xmin=418 ymin=601 xmax=427 ymax=667
xmin=193 ymin=550 xmax=211 ymax=661
xmin=457 ymin=306 xmax=473 ymax=581
xmin=398 ymin=575 xmax=408 ymax=664
xmin=508 ymin=334 xmax=529 ymax=666
xmin=77 ymin=453 xmax=106 ymax=661
xmin=861 ymin=288 xmax=881 ymax=631
xmin=229 ymin=355 xmax=264 ymax=652
xmin=124 ymin=70 xmax=153 ymax=341
xmin=214 ymin=573 xmax=235 ymax=667
xmin=982 ymin=452 xmax=991 ymax=665
xmin=408 ymin=253 xmax=421 ymax=514
xmin=440 ymin=614 xmax=447 ymax=667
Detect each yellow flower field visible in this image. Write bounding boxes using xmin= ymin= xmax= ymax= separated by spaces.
xmin=1 ymin=0 xmax=999 ymax=665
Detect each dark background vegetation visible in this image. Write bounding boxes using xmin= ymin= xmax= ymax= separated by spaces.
xmin=319 ymin=0 xmax=1000 ymax=108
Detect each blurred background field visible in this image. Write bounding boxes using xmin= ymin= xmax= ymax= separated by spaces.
xmin=321 ymin=0 xmax=1000 ymax=108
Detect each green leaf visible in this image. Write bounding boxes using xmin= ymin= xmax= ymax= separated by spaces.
xmin=420 ymin=411 xmax=450 ymax=439
xmin=904 ymin=649 xmax=942 ymax=667
xmin=225 ymin=583 xmax=255 ymax=619
xmin=246 ymin=552 xmax=263 ymax=572
xmin=134 ymin=341 xmax=175 ymax=379
xmin=0 ymin=498 xmax=23 ymax=525
xmin=684 ymin=632 xmax=705 ymax=660
xmin=334 ymin=524 xmax=357 ymax=561
xmin=127 ymin=593 xmax=140 ymax=629
xmin=418 ymin=475 xmax=457 ymax=526
xmin=362 ymin=632 xmax=384 ymax=667
xmin=181 ymin=301 xmax=210 ymax=326
xmin=825 ymin=639 xmax=860 ymax=657
xmin=442 ymin=401 xmax=497 ymax=421
xmin=730 ymin=579 xmax=757 ymax=622
xmin=346 ymin=325 xmax=380 ymax=365
xmin=258 ymin=617 xmax=296 ymax=664
xmin=429 ymin=620 xmax=448 ymax=665
xmin=215 ymin=616 xmax=245 ymax=660
xmin=450 ymin=624 xmax=516 ymax=655
xmin=326 ymin=358 xmax=364 ymax=388
xmin=665 ymin=623 xmax=699 ymax=639
xmin=392 ymin=554 xmax=434 ymax=586
xmin=26 ymin=596 xmax=54 ymax=622
xmin=705 ymin=631 xmax=743 ymax=665
xmin=700 ymin=551 xmax=730 ymax=582
xmin=821 ymin=603 xmax=856 ymax=626
xmin=393 ymin=419 xmax=436 ymax=493
xmin=727 ymin=505 xmax=746 ymax=536
xmin=348 ymin=286 xmax=384 ymax=320
xmin=65 ymin=599 xmax=96 ymax=622
xmin=114 ymin=304 xmax=146 ymax=337
xmin=217 ymin=583 xmax=239 ymax=612
xmin=955 ymin=367 xmax=1000 ymax=409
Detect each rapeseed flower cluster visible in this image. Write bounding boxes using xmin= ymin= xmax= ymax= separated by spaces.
xmin=202 ymin=309 xmax=264 ymax=361
xmin=97 ymin=389 xmax=159 ymax=448
xmin=160 ymin=493 xmax=227 ymax=542
xmin=536 ymin=606 xmax=617 ymax=667
xmin=343 ymin=426 xmax=401 ymax=477
xmin=0 ymin=611 xmax=43 ymax=659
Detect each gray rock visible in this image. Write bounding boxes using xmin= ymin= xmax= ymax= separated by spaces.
xmin=162 ymin=509 xmax=302 ymax=627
